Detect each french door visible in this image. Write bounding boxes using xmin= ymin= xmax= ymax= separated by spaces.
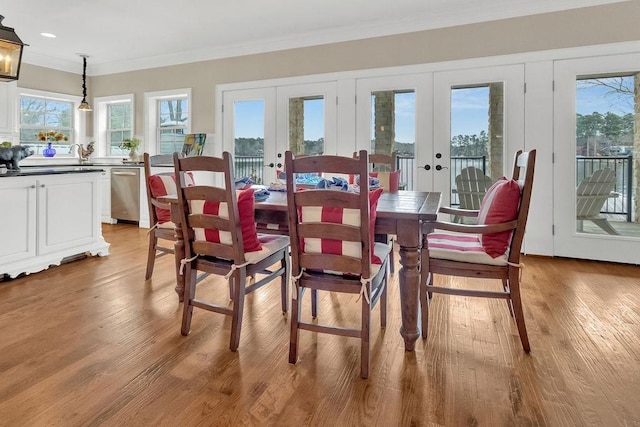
xmin=432 ymin=65 xmax=525 ymax=210
xmin=553 ymin=53 xmax=640 ymax=264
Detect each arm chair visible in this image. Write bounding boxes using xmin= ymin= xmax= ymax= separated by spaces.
xmin=174 ymin=152 xmax=290 ymax=351
xmin=353 ymin=150 xmax=398 ymax=273
xmin=286 ymin=150 xmax=391 ymax=378
xmin=576 ymin=168 xmax=619 ymax=235
xmin=420 ymin=149 xmax=536 ymax=353
xmin=143 ymin=152 xmax=182 ymax=280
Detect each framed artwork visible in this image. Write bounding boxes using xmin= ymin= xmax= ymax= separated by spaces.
xmin=181 ymin=133 xmax=207 ymax=156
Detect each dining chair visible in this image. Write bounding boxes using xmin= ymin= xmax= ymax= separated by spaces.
xmin=420 ymin=149 xmax=536 ymax=352
xmin=174 ymin=152 xmax=290 ymax=351
xmin=353 ymin=150 xmax=398 ymax=273
xmin=143 ymin=152 xmax=182 ymax=280
xmin=286 ymin=150 xmax=391 ymax=378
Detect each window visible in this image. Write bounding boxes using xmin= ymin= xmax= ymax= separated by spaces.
xmin=107 ymin=102 xmax=132 ymax=156
xmin=94 ymin=94 xmax=134 ymax=158
xmin=158 ymin=97 xmax=189 ymax=154
xmin=20 ymin=94 xmax=74 ymax=156
xmin=144 ymin=88 xmax=191 ymax=155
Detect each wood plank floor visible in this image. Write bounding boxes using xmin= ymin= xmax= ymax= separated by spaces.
xmin=1 ymin=224 xmax=639 ymax=426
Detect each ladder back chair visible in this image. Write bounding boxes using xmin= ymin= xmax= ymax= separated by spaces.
xmin=286 ymin=150 xmax=391 ymax=378
xmin=143 ymin=152 xmax=182 ymax=280
xmin=174 ymin=152 xmax=290 ymax=351
xmin=353 ymin=150 xmax=398 ymax=273
xmin=420 ymin=149 xmax=536 ymax=352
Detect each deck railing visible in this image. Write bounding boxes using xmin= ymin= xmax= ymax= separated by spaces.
xmin=234 ymin=154 xmax=634 ymax=222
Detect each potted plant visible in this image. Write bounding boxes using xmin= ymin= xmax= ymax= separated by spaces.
xmin=121 ymin=137 xmax=142 ymax=161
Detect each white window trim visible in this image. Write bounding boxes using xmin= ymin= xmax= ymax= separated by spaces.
xmin=144 ymin=88 xmax=191 ymax=155
xmin=93 ymin=93 xmax=135 ymax=158
xmin=17 ymin=88 xmax=85 ymax=158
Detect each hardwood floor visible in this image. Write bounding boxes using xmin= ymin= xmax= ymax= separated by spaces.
xmin=1 ymin=224 xmax=639 ymax=426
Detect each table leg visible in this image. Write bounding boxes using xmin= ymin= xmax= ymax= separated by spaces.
xmin=395 ymin=219 xmax=422 ymax=351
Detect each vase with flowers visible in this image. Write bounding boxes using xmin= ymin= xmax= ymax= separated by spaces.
xmin=121 ymin=137 xmax=142 ymax=162
xmin=38 ymin=131 xmax=69 ymax=158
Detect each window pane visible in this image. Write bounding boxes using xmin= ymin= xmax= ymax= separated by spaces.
xmin=234 ymin=100 xmax=265 ymax=183
xmin=157 ymin=98 xmax=188 ymax=155
xmin=575 ymin=75 xmax=638 ymax=237
xmin=108 ymin=102 xmax=132 ymax=156
xmin=19 ymin=95 xmax=74 ymax=156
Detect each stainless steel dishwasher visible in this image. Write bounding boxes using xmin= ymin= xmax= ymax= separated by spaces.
xmin=111 ymin=168 xmax=140 ymax=222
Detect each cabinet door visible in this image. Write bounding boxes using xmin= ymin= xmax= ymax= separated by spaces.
xmin=100 ymin=168 xmax=116 ymax=224
xmin=37 ymin=173 xmax=100 ymax=255
xmin=0 ymin=177 xmax=37 ymax=265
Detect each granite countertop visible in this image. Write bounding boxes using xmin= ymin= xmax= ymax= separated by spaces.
xmin=0 ymin=166 xmax=105 ymax=178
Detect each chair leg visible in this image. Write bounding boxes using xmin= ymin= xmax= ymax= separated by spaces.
xmin=420 ymin=272 xmax=431 ymax=340
xmin=503 ymin=279 xmax=515 ymax=318
xmin=360 ymin=293 xmax=371 ymax=379
xmin=389 ymin=240 xmax=395 ymax=274
xmin=380 ymin=262 xmax=388 ymax=329
xmin=289 ymin=284 xmax=302 ymax=365
xmin=311 ymin=289 xmax=318 ymax=318
xmin=180 ymin=266 xmax=197 ymax=336
xmin=145 ymin=230 xmax=158 ymax=280
xmin=280 ymin=252 xmax=290 ymax=314
xmin=509 ymin=269 xmax=531 ymax=353
xmin=590 ymin=218 xmax=620 ymax=235
xmin=229 ymin=270 xmax=247 ymax=352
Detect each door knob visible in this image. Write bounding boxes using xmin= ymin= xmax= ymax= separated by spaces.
xmin=267 ymin=163 xmax=275 ymax=168
xmin=435 ymin=153 xmax=442 ymax=159
xmin=276 ymin=163 xmax=282 ymax=168
xmin=435 ymin=165 xmax=448 ymax=171
xmin=421 ymin=164 xmax=431 ymax=171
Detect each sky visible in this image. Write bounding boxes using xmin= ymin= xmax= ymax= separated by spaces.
xmin=233 ymin=77 xmax=634 ymax=143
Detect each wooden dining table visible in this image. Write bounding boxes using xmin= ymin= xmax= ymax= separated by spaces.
xmin=161 ymin=189 xmax=441 ymax=352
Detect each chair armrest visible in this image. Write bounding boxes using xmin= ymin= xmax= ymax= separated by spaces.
xmin=439 ymin=206 xmax=479 ymax=217
xmin=424 ymin=219 xmax=518 ymax=235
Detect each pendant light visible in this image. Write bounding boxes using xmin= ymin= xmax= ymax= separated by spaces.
xmin=0 ymin=15 xmax=25 ymax=81
xmin=78 ymin=54 xmax=92 ymax=111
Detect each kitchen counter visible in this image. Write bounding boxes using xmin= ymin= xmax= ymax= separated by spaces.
xmin=0 ymin=166 xmax=105 ymax=178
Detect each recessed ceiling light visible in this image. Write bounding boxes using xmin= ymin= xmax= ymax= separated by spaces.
xmin=41 ymin=33 xmax=56 ymax=38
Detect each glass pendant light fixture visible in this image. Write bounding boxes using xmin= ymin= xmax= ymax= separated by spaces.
xmin=0 ymin=15 xmax=25 ymax=81
xmin=78 ymin=54 xmax=92 ymax=111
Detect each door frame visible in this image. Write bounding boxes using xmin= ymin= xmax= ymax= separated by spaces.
xmin=553 ymin=53 xmax=640 ymax=264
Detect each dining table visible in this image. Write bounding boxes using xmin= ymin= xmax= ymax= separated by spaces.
xmin=160 ymin=189 xmax=441 ymax=352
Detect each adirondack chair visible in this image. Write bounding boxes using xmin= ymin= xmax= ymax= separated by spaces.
xmin=576 ymin=168 xmax=620 ymax=235
xmin=453 ymin=166 xmax=494 ymax=223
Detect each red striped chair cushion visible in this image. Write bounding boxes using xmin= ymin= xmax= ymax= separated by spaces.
xmin=477 ymin=177 xmax=521 ymax=257
xmin=298 ymin=188 xmax=384 ymax=264
xmin=190 ymin=188 xmax=262 ymax=253
xmin=427 ymin=232 xmax=508 ymax=266
xmin=148 ymin=173 xmax=195 ymax=223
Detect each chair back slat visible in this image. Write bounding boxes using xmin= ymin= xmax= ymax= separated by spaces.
xmin=455 ymin=166 xmax=493 ymax=210
xmin=576 ymin=168 xmax=616 ymax=217
xmin=297 ymin=223 xmax=361 ymax=241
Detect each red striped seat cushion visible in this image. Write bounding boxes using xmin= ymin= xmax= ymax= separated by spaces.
xmin=427 ymin=231 xmax=508 ymax=266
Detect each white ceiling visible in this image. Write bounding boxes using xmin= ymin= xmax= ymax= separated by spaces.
xmin=1 ymin=0 xmax=627 ymax=76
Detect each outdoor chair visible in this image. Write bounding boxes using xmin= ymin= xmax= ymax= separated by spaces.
xmin=453 ymin=166 xmax=493 ymax=223
xmin=576 ymin=168 xmax=620 ymax=235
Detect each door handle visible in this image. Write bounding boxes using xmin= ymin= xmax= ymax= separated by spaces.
xmin=267 ymin=163 xmax=275 ymax=168
xmin=421 ymin=164 xmax=431 ymax=171
xmin=435 ymin=165 xmax=449 ymax=171
xmin=112 ymin=171 xmax=138 ymax=176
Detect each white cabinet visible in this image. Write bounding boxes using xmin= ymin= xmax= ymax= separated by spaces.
xmin=100 ymin=168 xmax=116 ymax=224
xmin=0 ymin=172 xmax=110 ymax=278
